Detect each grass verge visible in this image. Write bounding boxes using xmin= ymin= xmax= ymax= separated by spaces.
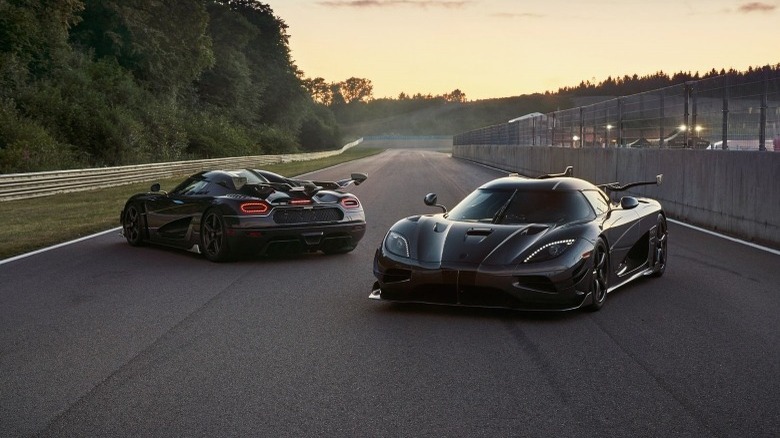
xmin=0 ymin=147 xmax=383 ymax=260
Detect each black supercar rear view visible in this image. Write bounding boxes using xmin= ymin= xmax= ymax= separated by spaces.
xmin=371 ymin=167 xmax=667 ymax=311
xmin=120 ymin=169 xmax=367 ymax=261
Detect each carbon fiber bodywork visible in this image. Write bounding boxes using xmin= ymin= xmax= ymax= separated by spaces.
xmin=371 ymin=173 xmax=667 ymax=311
xmin=120 ymin=169 xmax=367 ymax=261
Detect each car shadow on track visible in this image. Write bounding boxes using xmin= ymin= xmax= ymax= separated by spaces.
xmin=115 ymin=240 xmax=358 ymax=265
xmin=372 ymin=301 xmax=583 ymax=322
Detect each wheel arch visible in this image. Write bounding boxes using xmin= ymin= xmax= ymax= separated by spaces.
xmin=122 ymin=198 xmax=150 ymax=243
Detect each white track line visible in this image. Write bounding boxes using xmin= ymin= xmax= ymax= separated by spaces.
xmin=667 ymin=219 xmax=780 ymax=256
xmin=0 ymin=227 xmax=121 ymax=266
xmin=4 ymin=218 xmax=776 ymax=267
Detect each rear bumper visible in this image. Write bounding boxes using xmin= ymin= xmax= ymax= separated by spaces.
xmin=226 ymin=220 xmax=366 ymax=255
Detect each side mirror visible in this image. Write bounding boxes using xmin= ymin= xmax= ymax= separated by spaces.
xmin=620 ymin=196 xmax=639 ymax=210
xmin=424 ymin=193 xmax=447 ymax=213
xmin=351 ymin=173 xmax=368 ymax=186
xmin=150 ymin=183 xmax=161 ymax=192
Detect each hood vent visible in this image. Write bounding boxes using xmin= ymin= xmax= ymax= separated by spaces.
xmin=520 ymin=225 xmax=548 ymax=236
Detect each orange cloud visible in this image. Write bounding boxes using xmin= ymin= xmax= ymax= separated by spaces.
xmin=737 ymin=2 xmax=776 ymax=13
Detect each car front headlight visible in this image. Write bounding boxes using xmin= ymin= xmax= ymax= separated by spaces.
xmin=523 ymin=239 xmax=576 ymax=263
xmin=384 ymin=231 xmax=410 ymax=258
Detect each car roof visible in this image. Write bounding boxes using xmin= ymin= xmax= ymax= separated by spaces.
xmin=201 ymin=169 xmax=271 ymax=181
xmin=479 ymin=176 xmax=599 ymax=191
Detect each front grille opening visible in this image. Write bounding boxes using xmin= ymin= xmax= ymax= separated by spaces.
xmin=381 ymin=268 xmax=412 ymax=283
xmin=514 ymin=275 xmax=557 ymax=293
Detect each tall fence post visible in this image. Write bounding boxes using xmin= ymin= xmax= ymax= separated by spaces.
xmin=760 ymin=68 xmax=768 ymax=151
xmin=722 ymin=75 xmax=729 ymax=150
xmin=659 ymin=93 xmax=665 ymax=148
xmin=691 ymin=82 xmax=698 ymax=148
xmin=605 ymin=105 xmax=611 ymax=147
xmin=617 ymin=98 xmax=623 ymax=147
xmin=683 ymin=83 xmax=691 ymax=148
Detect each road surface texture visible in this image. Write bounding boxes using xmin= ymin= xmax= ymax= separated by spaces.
xmin=1 ymin=150 xmax=778 ymax=437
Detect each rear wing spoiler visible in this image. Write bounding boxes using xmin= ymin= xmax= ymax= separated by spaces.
xmin=237 ymin=172 xmax=367 ymax=197
xmin=311 ymin=172 xmax=368 ymax=191
xmin=598 ymin=174 xmax=663 ymax=192
xmin=285 ymin=172 xmax=368 ymax=196
xmin=519 ymin=165 xmax=662 ymax=192
xmin=536 ymin=166 xmax=574 ymax=179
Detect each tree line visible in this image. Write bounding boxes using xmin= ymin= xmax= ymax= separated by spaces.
xmin=0 ymin=0 xmax=347 ymax=173
xmin=556 ymin=65 xmax=780 ymax=96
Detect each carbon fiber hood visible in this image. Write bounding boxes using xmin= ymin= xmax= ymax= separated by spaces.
xmin=411 ymin=215 xmax=552 ymax=266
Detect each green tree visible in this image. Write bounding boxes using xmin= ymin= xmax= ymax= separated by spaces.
xmin=215 ymin=1 xmax=308 ymax=130
xmin=444 ymin=89 xmax=466 ymax=103
xmin=0 ymin=0 xmax=84 ymax=76
xmin=298 ymin=104 xmax=341 ymax=151
xmin=338 ymin=77 xmax=373 ymax=104
xmin=198 ymin=1 xmax=260 ymax=125
xmin=302 ymin=76 xmax=333 ymax=105
xmin=71 ymin=0 xmax=214 ymax=97
xmin=0 ymin=0 xmax=345 ymax=171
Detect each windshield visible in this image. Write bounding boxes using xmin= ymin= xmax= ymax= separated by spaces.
xmin=446 ymin=189 xmax=595 ymax=224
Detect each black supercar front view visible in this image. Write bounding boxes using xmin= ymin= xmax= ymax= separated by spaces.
xmin=120 ymin=169 xmax=367 ymax=261
xmin=371 ymin=167 xmax=667 ymax=311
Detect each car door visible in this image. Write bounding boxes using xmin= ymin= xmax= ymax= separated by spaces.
xmin=145 ymin=179 xmax=212 ymax=246
xmin=601 ymin=198 xmax=645 ymax=281
xmin=584 ymin=189 xmax=644 ymax=282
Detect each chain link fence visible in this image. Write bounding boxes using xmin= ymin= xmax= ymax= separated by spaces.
xmin=454 ymin=68 xmax=780 ymax=151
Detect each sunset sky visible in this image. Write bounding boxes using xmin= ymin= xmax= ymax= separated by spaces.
xmin=271 ymin=1 xmax=779 ymax=100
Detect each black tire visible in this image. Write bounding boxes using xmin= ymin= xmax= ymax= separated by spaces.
xmin=650 ymin=214 xmax=668 ymax=277
xmin=586 ymin=238 xmax=609 ymax=311
xmin=201 ymin=209 xmax=232 ymax=262
xmin=122 ymin=202 xmax=146 ymax=247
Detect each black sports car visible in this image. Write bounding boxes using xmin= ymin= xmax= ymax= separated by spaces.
xmin=370 ymin=167 xmax=667 ymax=311
xmin=121 ymin=169 xmax=367 ymax=261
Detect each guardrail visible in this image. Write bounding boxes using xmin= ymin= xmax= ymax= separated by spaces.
xmin=0 ymin=139 xmax=363 ymax=201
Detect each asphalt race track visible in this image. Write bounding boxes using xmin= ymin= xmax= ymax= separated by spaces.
xmin=1 ymin=150 xmax=778 ymax=437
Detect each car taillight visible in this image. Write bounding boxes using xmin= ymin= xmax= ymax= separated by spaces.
xmin=340 ymin=197 xmax=360 ymax=209
xmin=240 ymin=201 xmax=270 ymax=215
xmin=290 ymin=199 xmax=312 ymax=205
